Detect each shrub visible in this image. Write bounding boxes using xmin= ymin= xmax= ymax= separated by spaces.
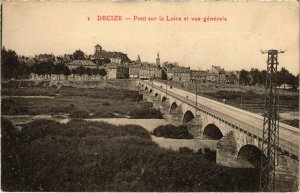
xmin=152 ymin=124 xmax=193 ymax=139
xmin=127 ymin=108 xmax=163 ymax=119
xmin=203 ymin=148 xmax=216 ymax=162
xmin=69 ymin=108 xmax=90 ymax=118
xmin=20 ymin=119 xmax=61 ymax=142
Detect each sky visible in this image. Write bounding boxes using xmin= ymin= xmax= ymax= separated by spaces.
xmin=2 ymin=1 xmax=299 ymax=74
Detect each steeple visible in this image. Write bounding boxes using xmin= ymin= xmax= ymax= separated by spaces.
xmin=136 ymin=54 xmax=141 ymax=63
xmin=156 ymin=52 xmax=160 ymax=66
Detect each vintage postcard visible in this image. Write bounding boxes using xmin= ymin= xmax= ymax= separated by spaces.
xmin=1 ymin=1 xmax=299 ymax=192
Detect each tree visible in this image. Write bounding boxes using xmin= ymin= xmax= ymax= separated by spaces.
xmin=72 ymin=50 xmax=85 ymax=60
xmin=53 ymin=63 xmax=71 ymax=75
xmin=260 ymin=70 xmax=267 ymax=85
xmin=72 ymin=66 xmax=86 ymax=76
xmin=249 ymin=68 xmax=262 ymax=85
xmin=276 ymin=67 xmax=298 ymax=90
xmin=98 ymin=68 xmax=107 ymax=76
xmin=239 ymin=69 xmax=252 ymax=85
xmin=31 ymin=62 xmax=54 ymax=75
xmin=1 ymin=48 xmax=20 ymax=79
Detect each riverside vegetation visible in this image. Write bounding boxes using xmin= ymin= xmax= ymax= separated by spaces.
xmin=2 ymin=84 xmax=162 ymax=119
xmin=152 ymin=124 xmax=193 ymax=139
xmin=2 ymin=118 xmax=260 ymax=192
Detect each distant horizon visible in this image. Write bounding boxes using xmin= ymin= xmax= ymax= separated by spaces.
xmin=3 ymin=1 xmax=299 ymax=74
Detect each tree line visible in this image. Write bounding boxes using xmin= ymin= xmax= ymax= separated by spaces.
xmin=1 ymin=48 xmax=106 ymax=80
xmin=239 ymin=68 xmax=299 ymax=89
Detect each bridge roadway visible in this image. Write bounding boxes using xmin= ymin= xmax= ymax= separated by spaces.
xmin=141 ymin=80 xmax=299 ymax=157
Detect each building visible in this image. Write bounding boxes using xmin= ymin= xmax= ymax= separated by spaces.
xmin=110 ymin=57 xmax=121 ymax=64
xmin=67 ymin=60 xmax=97 ymax=70
xmin=166 ymin=67 xmax=191 ymax=82
xmin=209 ymin=65 xmax=226 ymax=84
xmin=156 ymin=53 xmax=160 ymax=66
xmin=139 ymin=64 xmax=164 ymax=79
xmin=128 ymin=64 xmax=141 ymax=79
xmin=225 ymin=71 xmax=239 ymax=84
xmin=107 ymin=65 xmax=129 ymax=79
xmin=92 ymin=44 xmax=131 ymax=65
xmin=190 ymin=71 xmax=208 ymax=83
xmin=95 ymin=44 xmax=102 ymax=55
xmin=136 ymin=54 xmax=141 ymax=63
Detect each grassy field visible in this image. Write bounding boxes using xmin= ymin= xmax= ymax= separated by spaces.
xmin=2 ymin=118 xmax=261 ymax=192
xmin=2 ymin=87 xmax=162 ymax=119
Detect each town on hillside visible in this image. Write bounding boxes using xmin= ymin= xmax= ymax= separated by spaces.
xmin=2 ymin=44 xmax=299 ymax=90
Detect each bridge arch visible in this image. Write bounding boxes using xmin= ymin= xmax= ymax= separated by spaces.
xmin=149 ymin=89 xmax=153 ymax=93
xmin=170 ymin=102 xmax=178 ymax=114
xmin=161 ymin=96 xmax=167 ymax=102
xmin=145 ymin=86 xmax=148 ymax=91
xmin=203 ymin=124 xmax=223 ymax=140
xmin=237 ymin=145 xmax=266 ymax=168
xmin=183 ymin=110 xmax=195 ymax=123
xmin=154 ymin=93 xmax=159 ymax=98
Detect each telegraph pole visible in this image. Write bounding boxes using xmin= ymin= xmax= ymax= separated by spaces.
xmin=259 ymin=49 xmax=284 ymax=191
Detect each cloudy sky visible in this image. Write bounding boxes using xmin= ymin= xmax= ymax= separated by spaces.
xmin=3 ymin=1 xmax=299 ymax=74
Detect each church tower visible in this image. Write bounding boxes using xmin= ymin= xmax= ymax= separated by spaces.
xmin=94 ymin=44 xmax=102 ymax=55
xmin=156 ymin=52 xmax=160 ymax=66
xmin=136 ymin=54 xmax=141 ymax=63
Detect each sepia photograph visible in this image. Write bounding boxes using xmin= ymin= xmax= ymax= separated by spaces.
xmin=1 ymin=1 xmax=299 ymax=192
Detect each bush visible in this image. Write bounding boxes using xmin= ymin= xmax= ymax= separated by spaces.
xmin=127 ymin=108 xmax=163 ymax=119
xmin=203 ymin=148 xmax=216 ymax=162
xmin=69 ymin=108 xmax=90 ymax=118
xmin=152 ymin=124 xmax=193 ymax=139
xmin=20 ymin=119 xmax=61 ymax=142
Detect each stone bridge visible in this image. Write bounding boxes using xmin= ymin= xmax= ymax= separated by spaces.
xmin=137 ymin=80 xmax=299 ymax=191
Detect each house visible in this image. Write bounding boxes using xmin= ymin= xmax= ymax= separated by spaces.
xmin=139 ymin=64 xmax=163 ymax=79
xmin=209 ymin=65 xmax=226 ymax=84
xmin=67 ymin=60 xmax=97 ymax=70
xmin=166 ymin=67 xmax=191 ymax=82
xmin=128 ymin=64 xmax=141 ymax=79
xmin=225 ymin=71 xmax=239 ymax=84
xmin=107 ymin=64 xmax=129 ymax=79
xmin=190 ymin=71 xmax=208 ymax=83
xmin=206 ymin=72 xmax=219 ymax=82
